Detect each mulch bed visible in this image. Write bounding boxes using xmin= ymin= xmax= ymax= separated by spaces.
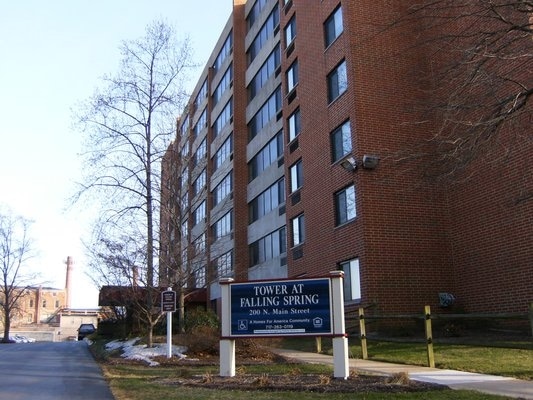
xmin=156 ymin=373 xmax=446 ymax=394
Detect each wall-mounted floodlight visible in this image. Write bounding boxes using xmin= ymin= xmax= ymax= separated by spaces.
xmin=340 ymin=155 xmax=358 ymax=171
xmin=362 ymin=155 xmax=379 ymax=170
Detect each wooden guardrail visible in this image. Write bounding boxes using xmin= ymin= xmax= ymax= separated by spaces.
xmin=355 ymin=303 xmax=532 ymax=368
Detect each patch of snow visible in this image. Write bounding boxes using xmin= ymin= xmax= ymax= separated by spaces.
xmin=105 ymin=338 xmax=190 ymax=366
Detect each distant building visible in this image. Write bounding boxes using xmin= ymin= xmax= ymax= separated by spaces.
xmin=160 ymin=0 xmax=532 ymax=318
xmin=2 ymin=256 xmax=100 ymax=341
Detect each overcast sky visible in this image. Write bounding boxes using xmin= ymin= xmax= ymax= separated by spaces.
xmin=0 ymin=1 xmax=231 ymax=307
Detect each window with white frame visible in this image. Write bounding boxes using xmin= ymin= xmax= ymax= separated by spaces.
xmin=327 ymin=59 xmax=348 ymax=103
xmin=291 ymin=214 xmax=305 ymax=246
xmin=285 ymin=16 xmax=296 ymax=47
xmin=287 ymin=108 xmax=301 ymax=142
xmin=339 ymin=258 xmax=361 ymax=301
xmin=335 ymin=185 xmax=356 ymax=225
xmin=290 ymin=159 xmax=303 ymax=193
xmin=286 ymin=60 xmax=299 ymax=93
xmin=324 ymin=6 xmax=343 ymax=48
xmin=331 ymin=120 xmax=352 ymax=162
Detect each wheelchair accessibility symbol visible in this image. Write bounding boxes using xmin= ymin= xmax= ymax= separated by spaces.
xmin=237 ymin=320 xmax=248 ymax=331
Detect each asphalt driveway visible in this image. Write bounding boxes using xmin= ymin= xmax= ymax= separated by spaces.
xmin=0 ymin=340 xmax=114 ymax=399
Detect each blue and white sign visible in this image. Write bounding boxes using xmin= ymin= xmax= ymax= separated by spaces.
xmin=229 ymin=278 xmax=332 ymax=337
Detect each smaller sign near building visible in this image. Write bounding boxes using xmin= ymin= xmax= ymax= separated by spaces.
xmin=229 ymin=278 xmax=332 ymax=337
xmin=161 ymin=290 xmax=176 ymax=312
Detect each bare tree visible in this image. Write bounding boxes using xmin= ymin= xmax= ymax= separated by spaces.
xmin=0 ymin=206 xmax=37 ymax=343
xmin=74 ymin=21 xmax=194 ymax=346
xmin=391 ymin=1 xmax=532 ymax=181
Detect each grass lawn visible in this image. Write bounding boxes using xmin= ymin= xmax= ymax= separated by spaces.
xmin=93 ymin=335 xmax=530 ymax=400
xmin=281 ymin=337 xmax=533 ymax=380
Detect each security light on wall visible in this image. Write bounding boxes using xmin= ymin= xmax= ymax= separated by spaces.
xmin=362 ymin=155 xmax=379 ymax=170
xmin=339 ymin=155 xmax=358 ymax=171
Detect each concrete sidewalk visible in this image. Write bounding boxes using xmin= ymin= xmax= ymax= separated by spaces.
xmin=270 ymin=348 xmax=533 ymax=399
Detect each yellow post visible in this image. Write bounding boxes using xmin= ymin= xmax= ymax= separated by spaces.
xmin=424 ymin=305 xmax=435 ymax=368
xmin=529 ymin=302 xmax=533 ymax=337
xmin=358 ymin=307 xmax=368 ymax=359
xmin=315 ymin=337 xmax=322 ymax=353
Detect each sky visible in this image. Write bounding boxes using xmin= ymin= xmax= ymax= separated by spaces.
xmin=0 ymin=1 xmax=232 ymax=308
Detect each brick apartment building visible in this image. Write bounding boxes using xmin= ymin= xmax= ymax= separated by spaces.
xmin=160 ymin=0 xmax=532 ymax=317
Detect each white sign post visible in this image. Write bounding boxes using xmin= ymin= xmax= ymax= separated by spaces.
xmin=161 ymin=288 xmax=176 ymax=359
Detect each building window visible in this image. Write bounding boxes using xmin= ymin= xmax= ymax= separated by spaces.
xmin=249 ymin=130 xmax=283 ymax=181
xmin=286 ymin=60 xmax=299 ymax=93
xmin=55 ymin=300 xmax=60 ymax=308
xmin=213 ymin=65 xmax=233 ymax=105
xmin=196 ymin=138 xmax=207 ymax=165
xmin=213 ymin=134 xmax=233 ymax=171
xmin=327 ymin=60 xmax=348 ymax=103
xmin=215 ymin=250 xmax=233 ymax=278
xmin=249 ymin=45 xmax=280 ymax=100
xmin=331 ymin=120 xmax=352 ymax=162
xmin=285 ymin=16 xmax=296 ymax=47
xmin=180 ymin=116 xmax=190 ymax=136
xmin=181 ymin=193 xmax=189 ymax=214
xmin=194 ymin=109 xmax=207 ymax=137
xmin=213 ymin=99 xmax=233 ymax=138
xmin=247 ymin=0 xmax=269 ymax=31
xmin=248 ymin=4 xmax=280 ymax=65
xmin=213 ymin=210 xmax=232 ymax=239
xmin=324 ymin=6 xmax=343 ymax=48
xmin=249 ymin=227 xmax=287 ymax=266
xmin=335 ymin=185 xmax=356 ymax=225
xmin=249 ymin=178 xmax=285 ymax=223
xmin=194 ymin=264 xmax=206 ymax=288
xmin=193 ymin=233 xmax=206 ymax=253
xmin=29 ymin=299 xmax=34 ymax=308
xmin=213 ymin=172 xmax=232 ymax=206
xmin=193 ymin=169 xmax=206 ymax=196
xmin=291 ymin=214 xmax=305 ymax=246
xmin=181 ymin=219 xmax=188 ymax=238
xmin=214 ymin=32 xmax=233 ymax=73
xmin=42 ymin=300 xmax=47 ymax=308
xmin=194 ymin=79 xmax=208 ymax=107
xmin=290 ymin=159 xmax=303 ymax=193
xmin=287 ymin=108 xmax=301 ymax=142
xmin=193 ymin=201 xmax=206 ymax=226
xmin=249 ymin=87 xmax=282 ymax=140
xmin=339 ymin=258 xmax=361 ymax=301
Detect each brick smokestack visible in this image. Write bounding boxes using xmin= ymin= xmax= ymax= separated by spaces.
xmin=65 ymin=256 xmax=74 ymax=308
